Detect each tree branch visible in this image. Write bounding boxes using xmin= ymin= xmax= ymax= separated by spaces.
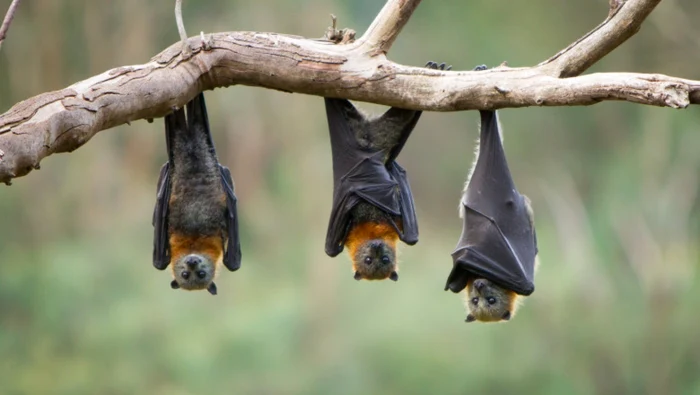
xmin=0 ymin=0 xmax=21 ymax=52
xmin=539 ymin=0 xmax=662 ymax=77
xmin=0 ymin=0 xmax=695 ymax=185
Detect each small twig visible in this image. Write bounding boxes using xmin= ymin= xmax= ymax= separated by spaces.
xmin=539 ymin=0 xmax=661 ymax=77
xmin=0 ymin=0 xmax=22 ymax=52
xmin=175 ymin=0 xmax=191 ymax=57
xmin=324 ymin=14 xmax=355 ymax=44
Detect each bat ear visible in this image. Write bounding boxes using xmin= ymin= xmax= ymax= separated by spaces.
xmin=501 ymin=311 xmax=511 ymax=321
xmin=389 ymin=271 xmax=399 ymax=281
xmin=353 ymin=271 xmax=362 ymax=281
xmin=170 ymin=280 xmax=180 ymax=289
xmin=207 ymin=282 xmax=218 ymax=296
xmin=465 ymin=314 xmax=477 ymax=323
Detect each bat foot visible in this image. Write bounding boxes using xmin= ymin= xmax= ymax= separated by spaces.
xmin=425 ymin=61 xmax=452 ymax=71
xmin=473 ymin=64 xmax=488 ymax=71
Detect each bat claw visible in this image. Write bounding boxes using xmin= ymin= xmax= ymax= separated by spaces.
xmin=425 ymin=61 xmax=452 ymax=71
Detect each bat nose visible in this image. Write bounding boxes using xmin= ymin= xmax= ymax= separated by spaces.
xmin=186 ymin=255 xmax=201 ymax=268
xmin=474 ymin=279 xmax=485 ymax=291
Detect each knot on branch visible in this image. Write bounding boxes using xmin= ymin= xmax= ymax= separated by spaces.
xmin=661 ymin=83 xmax=690 ymax=109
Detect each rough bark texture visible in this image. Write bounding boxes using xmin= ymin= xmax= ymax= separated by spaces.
xmin=0 ymin=0 xmax=697 ymax=184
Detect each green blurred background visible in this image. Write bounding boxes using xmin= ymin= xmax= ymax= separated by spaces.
xmin=1 ymin=0 xmax=700 ymax=394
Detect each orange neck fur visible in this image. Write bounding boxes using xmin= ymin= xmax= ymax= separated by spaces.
xmin=168 ymin=234 xmax=224 ymax=274
xmin=345 ymin=222 xmax=399 ymax=269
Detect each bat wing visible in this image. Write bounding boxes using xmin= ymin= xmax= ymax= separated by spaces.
xmin=219 ymin=165 xmax=242 ymax=271
xmin=446 ymin=110 xmax=537 ymax=296
xmin=388 ymin=161 xmax=418 ymax=245
xmin=152 ymin=162 xmax=171 ymax=270
xmin=324 ymin=153 xmax=402 ymax=256
xmin=323 ymin=98 xmax=418 ymax=256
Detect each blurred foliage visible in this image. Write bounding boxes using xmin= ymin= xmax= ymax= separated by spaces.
xmin=1 ymin=0 xmax=700 ymax=394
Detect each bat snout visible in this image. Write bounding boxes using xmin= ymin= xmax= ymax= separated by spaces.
xmin=185 ymin=255 xmax=202 ymax=268
xmin=474 ymin=279 xmax=486 ymax=291
xmin=369 ymin=240 xmax=384 ymax=250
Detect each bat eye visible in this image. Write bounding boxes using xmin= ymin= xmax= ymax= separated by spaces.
xmin=381 ymin=255 xmax=390 ymax=264
xmin=181 ymin=271 xmax=190 ymax=280
xmin=487 ymin=297 xmax=496 ymax=305
xmin=364 ymin=256 xmax=372 ymax=265
xmin=471 ymin=297 xmax=478 ymax=305
xmin=196 ymin=270 xmax=207 ymax=279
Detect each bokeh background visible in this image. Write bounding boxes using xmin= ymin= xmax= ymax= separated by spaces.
xmin=1 ymin=0 xmax=699 ymax=394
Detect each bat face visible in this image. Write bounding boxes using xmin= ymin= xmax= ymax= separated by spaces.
xmin=168 ymin=233 xmax=223 ymax=293
xmin=351 ymin=239 xmax=399 ymax=281
xmin=171 ymin=253 xmax=217 ymax=290
xmin=345 ymin=220 xmax=400 ymax=281
xmin=464 ymin=278 xmax=517 ymax=323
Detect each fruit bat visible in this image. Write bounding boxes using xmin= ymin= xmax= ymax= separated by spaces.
xmin=445 ymin=109 xmax=538 ymax=297
xmin=152 ymin=93 xmax=241 ymax=295
xmin=324 ymin=61 xmax=451 ymax=281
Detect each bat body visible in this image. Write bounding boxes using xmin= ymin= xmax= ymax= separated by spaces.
xmin=323 ymin=98 xmax=421 ymax=281
xmin=445 ymin=107 xmax=539 ymax=322
xmin=323 ymin=61 xmax=450 ymax=282
xmin=152 ymin=93 xmax=241 ymax=295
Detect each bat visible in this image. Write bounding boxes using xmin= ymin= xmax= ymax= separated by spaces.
xmin=152 ymin=93 xmax=241 ymax=295
xmin=444 ymin=89 xmax=538 ymax=321
xmin=324 ymin=61 xmax=451 ymax=281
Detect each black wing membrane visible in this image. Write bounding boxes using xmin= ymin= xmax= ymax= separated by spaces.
xmin=220 ymin=165 xmax=242 ymax=271
xmin=445 ymin=110 xmax=538 ymax=296
xmin=323 ymin=98 xmax=420 ymax=257
xmin=152 ymin=162 xmax=171 ymax=270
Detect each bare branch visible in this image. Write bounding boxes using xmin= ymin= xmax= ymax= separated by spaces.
xmin=0 ymin=0 xmax=694 ymax=185
xmin=539 ymin=0 xmax=662 ymax=77
xmin=353 ymin=0 xmax=422 ymax=55
xmin=0 ymin=0 xmax=21 ymax=52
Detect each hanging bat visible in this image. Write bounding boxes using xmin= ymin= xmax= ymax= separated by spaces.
xmin=152 ymin=93 xmax=241 ymax=295
xmin=324 ymin=61 xmax=451 ymax=281
xmin=444 ymin=72 xmax=539 ymax=321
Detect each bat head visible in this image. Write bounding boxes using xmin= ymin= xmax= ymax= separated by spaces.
xmin=463 ymin=278 xmax=518 ymax=323
xmin=351 ymin=239 xmax=398 ymax=281
xmin=171 ymin=253 xmax=218 ymax=293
